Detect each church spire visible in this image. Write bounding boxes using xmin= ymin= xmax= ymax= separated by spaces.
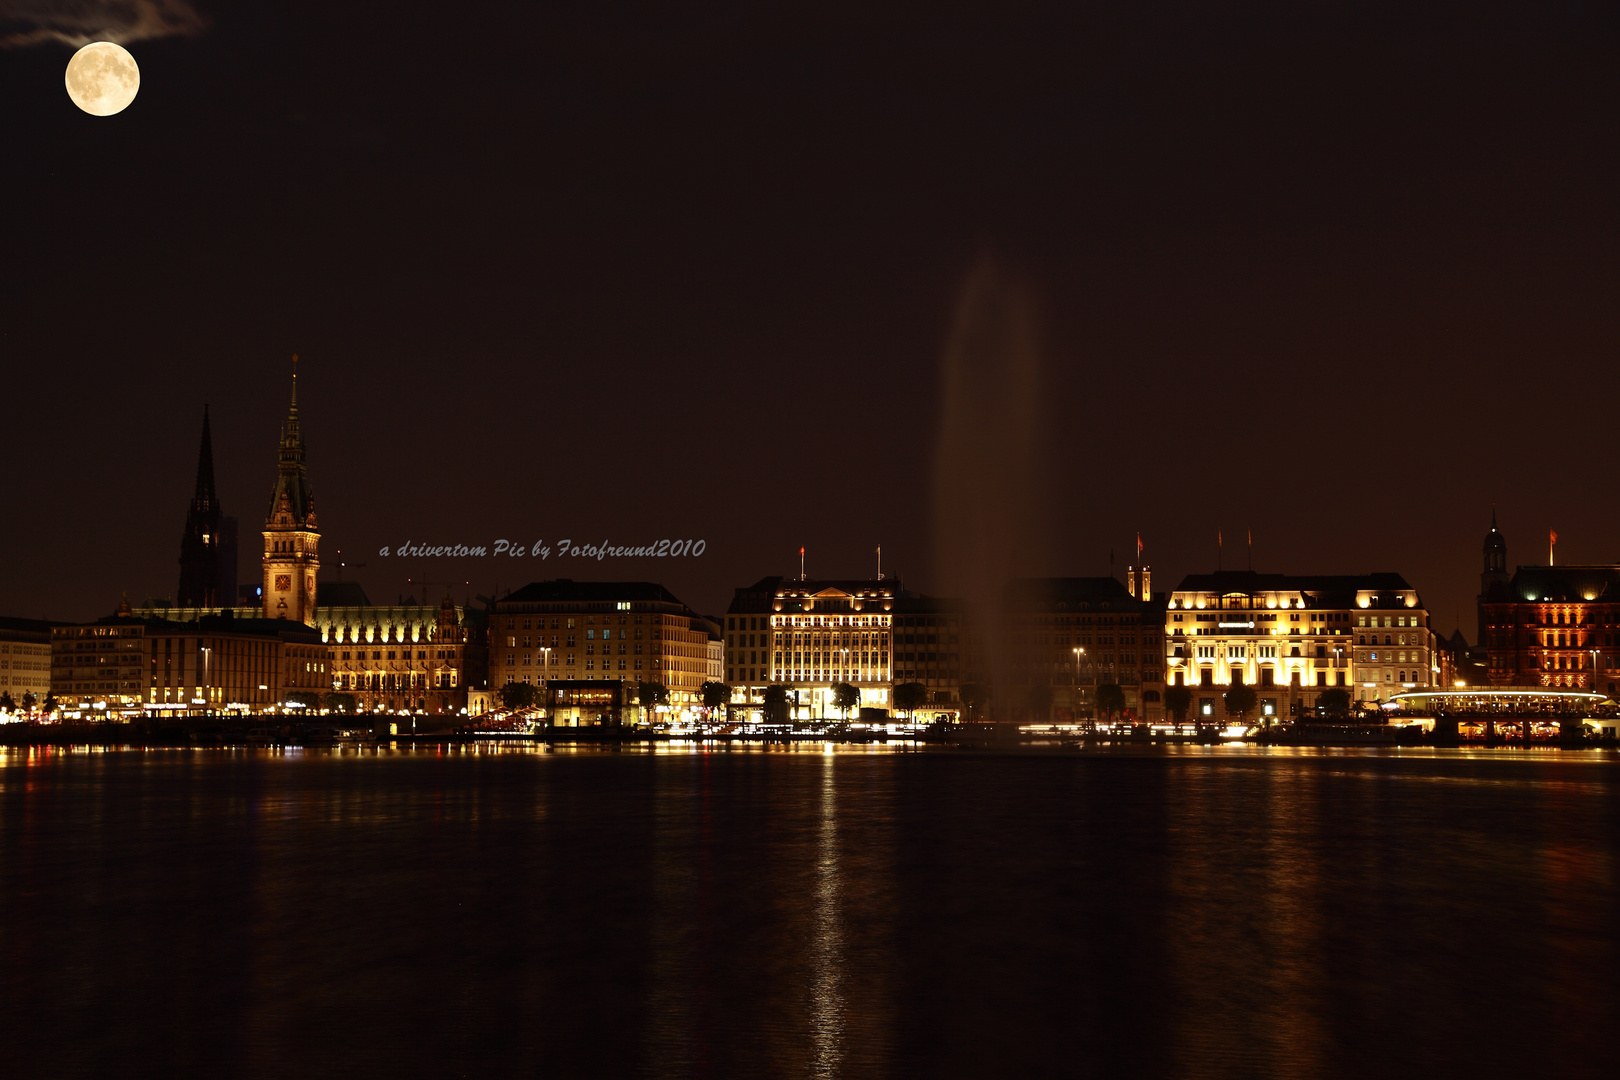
xmin=193 ymin=403 xmax=217 ymax=512
xmin=177 ymin=404 xmax=224 ymax=607
xmin=267 ymin=355 xmax=313 ymax=524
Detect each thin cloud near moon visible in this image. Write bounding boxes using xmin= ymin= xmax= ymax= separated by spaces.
xmin=0 ymin=0 xmax=207 ymax=49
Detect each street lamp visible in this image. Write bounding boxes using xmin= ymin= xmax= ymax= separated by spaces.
xmin=1073 ymin=646 xmax=1091 ymax=731
xmin=201 ymin=645 xmax=212 ymax=715
xmin=1071 ymin=647 xmax=1081 ymax=725
xmin=540 ymin=646 xmax=552 ymax=723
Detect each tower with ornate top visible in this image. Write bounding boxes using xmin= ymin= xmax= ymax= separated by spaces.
xmin=262 ymin=357 xmax=320 ymax=625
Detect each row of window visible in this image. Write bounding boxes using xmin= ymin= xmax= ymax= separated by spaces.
xmin=510 ymin=614 xmax=665 ymax=631
xmin=337 ymin=649 xmax=458 ymax=661
xmin=341 ymin=673 xmax=456 ymax=690
xmin=329 ymin=626 xmax=441 ymax=644
xmin=1354 ymin=669 xmax=1425 ymax=684
xmin=1176 ymin=671 xmax=1349 ymax=687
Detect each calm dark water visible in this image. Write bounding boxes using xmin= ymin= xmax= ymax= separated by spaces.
xmin=2 ymin=745 xmax=1617 ymax=1079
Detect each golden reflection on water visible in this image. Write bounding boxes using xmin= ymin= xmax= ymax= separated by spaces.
xmin=1258 ymin=756 xmax=1326 ymax=1078
xmin=810 ymin=754 xmax=846 ymax=1079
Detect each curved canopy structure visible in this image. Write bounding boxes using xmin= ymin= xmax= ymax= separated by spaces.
xmin=1388 ymin=686 xmax=1613 ymax=714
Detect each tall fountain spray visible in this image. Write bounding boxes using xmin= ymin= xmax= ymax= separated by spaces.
xmin=932 ymin=255 xmax=1049 ymax=723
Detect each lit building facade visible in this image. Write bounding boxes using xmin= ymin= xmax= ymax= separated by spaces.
xmin=1166 ymin=570 xmax=1429 ymax=715
xmin=1 ymin=617 xmax=55 ymax=706
xmin=51 ymin=602 xmax=326 ymax=714
xmin=1480 ymin=564 xmax=1620 ymax=694
xmin=762 ymin=578 xmax=896 ymax=719
xmin=705 ymin=624 xmax=724 ymax=683
xmin=320 ymin=588 xmax=468 ymax=713
xmin=490 ymin=580 xmax=714 ymax=706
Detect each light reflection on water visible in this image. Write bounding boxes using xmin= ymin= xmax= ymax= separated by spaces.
xmin=811 ymin=754 xmax=846 ymax=1079
xmin=1 ymin=746 xmax=1618 ymax=1078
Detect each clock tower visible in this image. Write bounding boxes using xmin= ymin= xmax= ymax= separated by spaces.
xmin=262 ymin=358 xmax=320 ymax=625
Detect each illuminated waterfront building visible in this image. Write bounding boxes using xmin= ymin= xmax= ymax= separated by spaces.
xmin=1166 ymin=570 xmax=1431 ymax=714
xmin=490 ymin=580 xmax=715 ymax=706
xmin=1480 ymin=561 xmax=1620 ymax=694
xmin=0 ymin=617 xmax=54 ymax=705
xmin=51 ymin=599 xmax=326 ymax=714
xmin=320 ymin=584 xmax=469 ymax=714
xmin=724 ymin=575 xmax=897 ymax=720
xmin=705 ymin=623 xmax=724 ymax=683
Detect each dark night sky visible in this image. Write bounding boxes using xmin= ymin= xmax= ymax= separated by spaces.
xmin=3 ymin=1 xmax=1617 ymax=633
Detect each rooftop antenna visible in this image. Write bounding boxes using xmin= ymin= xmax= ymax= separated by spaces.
xmin=799 ymin=546 xmax=806 ymax=581
xmin=876 ymin=545 xmax=883 ymax=581
xmin=1217 ymin=528 xmax=1223 ymax=571
xmin=1248 ymin=527 xmax=1253 ymax=571
xmin=1550 ymin=528 xmax=1557 ymax=566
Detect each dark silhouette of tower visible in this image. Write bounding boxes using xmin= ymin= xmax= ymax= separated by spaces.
xmin=177 ymin=405 xmax=224 ymax=607
xmin=1478 ymin=510 xmax=1509 ymax=648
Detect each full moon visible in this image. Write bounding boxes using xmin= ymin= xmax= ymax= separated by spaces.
xmin=65 ymin=42 xmax=140 ymax=116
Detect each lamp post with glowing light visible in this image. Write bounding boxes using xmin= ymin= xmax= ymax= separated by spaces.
xmin=201 ymin=645 xmax=212 ymax=716
xmin=1072 ymin=646 xmax=1091 ymax=731
xmin=540 ymin=646 xmax=552 ymax=724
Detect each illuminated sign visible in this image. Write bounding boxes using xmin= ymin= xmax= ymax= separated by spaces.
xmin=1218 ymin=621 xmax=1255 ymax=628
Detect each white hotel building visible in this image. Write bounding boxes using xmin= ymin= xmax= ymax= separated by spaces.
xmin=1165 ymin=570 xmax=1435 ymax=718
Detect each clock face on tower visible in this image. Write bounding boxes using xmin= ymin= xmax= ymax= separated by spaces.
xmin=276 ymin=574 xmax=292 ymax=591
xmin=306 ymin=575 xmax=315 ymax=593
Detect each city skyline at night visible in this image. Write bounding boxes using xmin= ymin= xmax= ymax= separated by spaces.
xmin=4 ymin=8 xmax=1619 ymax=1078
xmin=4 ymin=3 xmax=1619 ymax=638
